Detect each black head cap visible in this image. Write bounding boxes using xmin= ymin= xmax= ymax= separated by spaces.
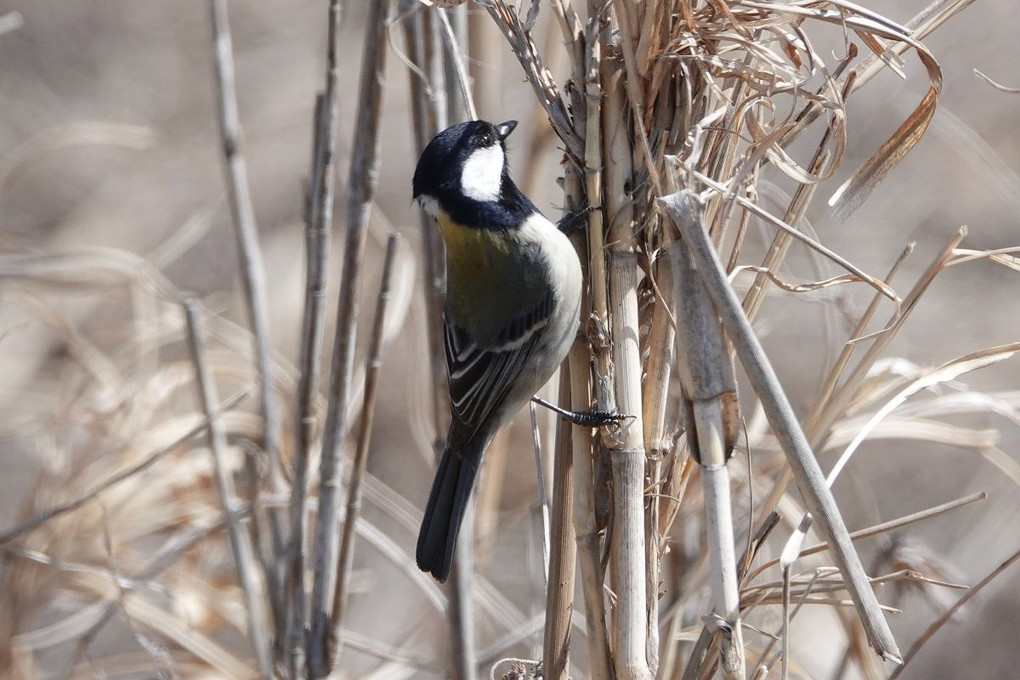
xmin=412 ymin=119 xmax=517 ymax=201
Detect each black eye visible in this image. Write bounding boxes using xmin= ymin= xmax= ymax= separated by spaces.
xmin=479 ymin=133 xmax=494 ymax=146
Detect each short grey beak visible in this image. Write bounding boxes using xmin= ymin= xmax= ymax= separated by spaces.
xmin=497 ymin=120 xmax=518 ymax=140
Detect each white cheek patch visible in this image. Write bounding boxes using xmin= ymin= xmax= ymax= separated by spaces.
xmin=460 ymin=145 xmax=504 ymax=201
xmin=417 ymin=194 xmax=441 ymax=218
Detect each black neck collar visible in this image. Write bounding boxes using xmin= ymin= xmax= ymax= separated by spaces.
xmin=435 ymin=176 xmax=539 ymax=231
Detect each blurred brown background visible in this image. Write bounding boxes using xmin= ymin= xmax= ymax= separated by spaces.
xmin=1 ymin=1 xmax=1018 ymax=678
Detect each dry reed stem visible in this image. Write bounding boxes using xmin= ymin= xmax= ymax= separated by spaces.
xmin=207 ymin=0 xmax=284 ymax=485
xmin=329 ymin=233 xmax=401 ymax=669
xmin=207 ymin=0 xmax=289 ymax=647
xmin=568 ymin=340 xmax=613 ymax=680
xmin=641 ymin=244 xmax=675 ymax=670
xmin=285 ymin=0 xmax=345 ymax=671
xmin=671 ymin=236 xmax=743 ymax=678
xmin=542 ymin=373 xmax=575 ymax=680
xmin=569 ymin=18 xmax=614 ymax=680
xmin=182 ymin=297 xmax=272 ymax=678
xmin=307 ymin=0 xmax=390 ymax=675
xmin=604 ymin=51 xmax=653 ymax=680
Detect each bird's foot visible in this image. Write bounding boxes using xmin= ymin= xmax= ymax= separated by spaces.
xmin=557 ymin=206 xmax=599 ymax=236
xmin=531 ymin=396 xmax=633 ymax=427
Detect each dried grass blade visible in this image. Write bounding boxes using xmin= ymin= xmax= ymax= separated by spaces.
xmin=659 ymin=191 xmax=902 ymax=663
xmin=973 ymin=69 xmax=1020 ymax=94
xmin=828 ymin=343 xmax=1020 ymax=485
xmin=0 ymin=392 xmax=247 ymax=544
xmin=832 ymin=37 xmax=942 ymax=220
xmin=483 ymin=0 xmax=581 ymax=159
xmin=889 ymin=548 xmax=1020 ymax=680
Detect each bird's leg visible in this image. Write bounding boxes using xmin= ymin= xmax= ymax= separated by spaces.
xmin=556 ymin=205 xmax=598 ymax=236
xmin=531 ymin=396 xmax=631 ymax=427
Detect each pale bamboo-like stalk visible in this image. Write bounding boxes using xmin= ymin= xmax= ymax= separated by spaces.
xmin=568 ymin=340 xmax=614 ymax=680
xmin=560 ymin=23 xmax=613 ymax=680
xmin=670 ymin=236 xmax=744 ymax=680
xmin=207 ymin=0 xmax=286 ymax=637
xmin=328 ymin=233 xmax=400 ymax=669
xmin=286 ymin=0 xmax=344 ymax=672
xmin=306 ymin=0 xmax=389 ymax=675
xmin=607 ymin=252 xmax=652 ymax=680
xmin=659 ymin=191 xmax=902 ymax=663
xmin=603 ymin=59 xmax=651 ymax=680
xmin=581 ymin=19 xmax=612 ymax=434
xmin=542 ymin=370 xmax=575 ymax=680
xmin=182 ymin=297 xmax=272 ymax=679
xmin=642 ymin=248 xmax=675 ymax=673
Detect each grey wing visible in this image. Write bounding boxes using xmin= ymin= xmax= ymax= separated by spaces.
xmin=444 ymin=291 xmax=554 ymax=440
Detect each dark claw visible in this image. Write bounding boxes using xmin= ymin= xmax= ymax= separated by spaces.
xmin=557 ymin=205 xmax=599 ymax=236
xmin=530 ymin=395 xmax=632 ymax=428
xmin=562 ymin=409 xmax=633 ymax=428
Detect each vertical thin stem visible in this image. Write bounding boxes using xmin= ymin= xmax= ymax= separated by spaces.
xmin=603 ymin=49 xmax=651 ymax=680
xmin=542 ymin=372 xmax=575 ymax=680
xmin=286 ymin=1 xmax=344 ymax=672
xmin=568 ymin=341 xmax=614 ymax=680
xmin=530 ymin=402 xmax=551 ymax=579
xmin=207 ymin=0 xmax=286 ymax=638
xmin=328 ymin=233 xmax=401 ymax=669
xmin=671 ymin=233 xmax=744 ymax=678
xmin=642 ymin=250 xmax=675 ymax=672
xmin=573 ymin=18 xmax=614 ymax=680
xmin=208 ymin=0 xmax=282 ymax=479
xmin=307 ymin=0 xmax=390 ymax=676
xmin=182 ymin=297 xmax=273 ymax=679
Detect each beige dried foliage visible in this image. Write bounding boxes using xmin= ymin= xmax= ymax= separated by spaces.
xmin=2 ymin=1 xmax=1019 ymax=679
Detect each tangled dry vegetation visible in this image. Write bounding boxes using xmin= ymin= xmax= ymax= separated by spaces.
xmin=1 ymin=0 xmax=1019 ymax=679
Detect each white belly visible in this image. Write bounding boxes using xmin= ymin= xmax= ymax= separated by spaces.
xmin=492 ymin=213 xmax=582 ymax=428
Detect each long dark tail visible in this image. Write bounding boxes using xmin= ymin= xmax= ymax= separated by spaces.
xmin=416 ymin=441 xmax=481 ymax=583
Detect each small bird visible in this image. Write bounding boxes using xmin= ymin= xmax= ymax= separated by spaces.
xmin=412 ymin=119 xmax=583 ymax=582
